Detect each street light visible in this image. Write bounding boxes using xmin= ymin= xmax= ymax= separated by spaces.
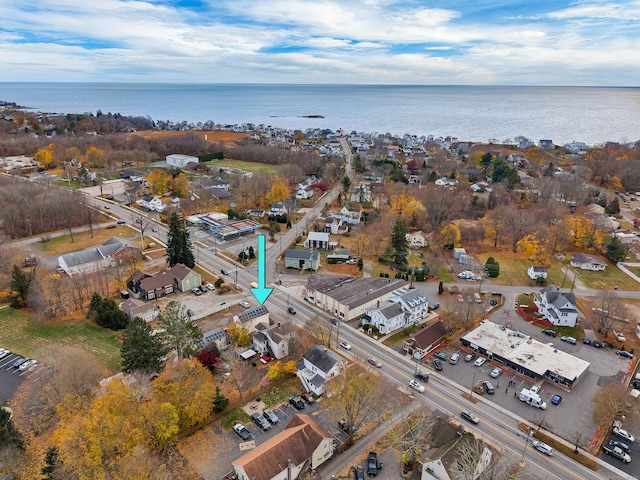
xmin=521 ymin=429 xmax=533 ymax=462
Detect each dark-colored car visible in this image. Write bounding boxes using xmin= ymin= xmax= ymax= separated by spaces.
xmin=482 ymin=381 xmax=495 ymax=394
xmin=551 ymin=394 xmax=563 ymax=405
xmin=252 ymin=412 xmax=271 ymax=431
xmin=593 ymin=341 xmax=606 ymax=348
xmin=263 ymin=409 xmax=279 ymax=424
xmin=489 ymin=299 xmax=498 ymax=306
xmin=542 ymin=329 xmax=557 ymax=337
xmin=353 ymin=465 xmax=365 ymax=480
xmin=608 ymin=440 xmax=631 ymax=454
xmin=633 ymin=380 xmax=640 ymax=390
xmin=367 ymin=451 xmax=382 ymax=476
xmin=582 ymin=338 xmax=591 ymax=345
xmin=186 ymin=309 xmax=195 ymax=317
xmin=338 ymin=418 xmax=358 ymax=435
xmin=117 ymin=219 xmax=126 ymax=224
xmin=289 ymin=396 xmax=305 ymax=410
xmin=414 ymin=371 xmax=430 ymax=382
xmin=431 ymin=303 xmax=440 ymax=310
xmin=300 ymin=392 xmax=315 ymax=404
xmin=367 ymin=357 xmax=382 ymax=368
xmin=434 ymin=351 xmax=447 ymax=361
xmin=288 ymin=306 xmax=296 ymax=314
xmin=617 ymin=350 xmax=633 ymax=359
xmin=432 ymin=359 xmax=443 ymax=371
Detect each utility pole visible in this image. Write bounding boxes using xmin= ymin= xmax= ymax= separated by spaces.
xmin=521 ymin=429 xmax=533 ymax=462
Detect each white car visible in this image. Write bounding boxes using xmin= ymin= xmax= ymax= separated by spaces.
xmin=613 ymin=427 xmax=635 ymax=443
xmin=490 ymin=367 xmax=502 ymax=378
xmin=530 ymin=385 xmax=541 ymax=394
xmin=473 ymin=357 xmax=486 ymax=367
xmin=0 ymin=348 xmax=8 ymax=359
xmin=239 ymin=301 xmax=251 ymax=309
xmin=339 ymin=341 xmax=352 ymax=350
xmin=408 ymin=379 xmax=425 ymax=393
xmin=531 ymin=440 xmax=553 ymax=456
xmin=18 ymin=359 xmax=37 ymax=371
xmin=205 ymin=283 xmax=215 ymax=291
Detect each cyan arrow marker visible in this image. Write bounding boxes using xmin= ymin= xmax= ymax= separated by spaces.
xmin=251 ymin=234 xmax=273 ymax=304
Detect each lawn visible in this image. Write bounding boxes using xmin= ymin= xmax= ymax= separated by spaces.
xmin=0 ymin=308 xmax=122 ymax=372
xmin=573 ymin=264 xmax=640 ymax=290
xmin=476 ymin=252 xmax=532 ymax=286
xmin=33 ymin=226 xmax=136 ymax=255
xmin=207 ymin=158 xmax=280 ymax=176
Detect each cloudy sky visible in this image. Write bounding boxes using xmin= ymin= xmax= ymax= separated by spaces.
xmin=1 ymin=0 xmax=639 ymax=85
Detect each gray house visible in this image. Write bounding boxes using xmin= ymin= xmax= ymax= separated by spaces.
xmin=285 ymin=249 xmax=320 ymax=271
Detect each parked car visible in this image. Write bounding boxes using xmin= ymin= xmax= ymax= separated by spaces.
xmin=473 ymin=357 xmax=486 ymax=367
xmin=449 ymin=353 xmax=459 ymax=365
xmin=551 ymin=394 xmax=563 ymax=405
xmin=542 ymin=329 xmax=557 ymax=337
xmin=489 ymin=299 xmax=498 ymax=306
xmin=409 ymin=379 xmax=425 ymax=393
xmin=191 ymin=287 xmax=202 ymax=296
xmin=461 ymin=410 xmax=479 ymax=424
xmin=464 ymin=352 xmax=476 ymax=362
xmin=529 ymin=385 xmax=541 ymax=394
xmin=616 ymin=350 xmax=634 ymax=359
xmin=431 ymin=303 xmax=440 ymax=310
xmin=205 ymin=283 xmax=215 ymax=291
xmin=0 ymin=348 xmax=9 ymax=359
xmin=593 ymin=341 xmax=606 ymax=348
xmin=531 ymin=440 xmax=554 ymax=456
xmin=368 ymin=357 xmax=382 ymax=368
xmin=432 ymin=359 xmax=443 ymax=371
xmin=252 ymin=412 xmax=271 ymax=431
xmin=490 ymin=367 xmax=503 ymax=378
xmin=353 ymin=465 xmax=365 ymax=480
xmin=19 ymin=359 xmax=37 ymax=371
xmin=263 ymin=409 xmax=279 ymax=424
xmin=434 ymin=352 xmax=447 ymax=361
xmin=117 ymin=219 xmax=126 ymax=224
xmin=338 ymin=418 xmax=358 ymax=435
xmin=414 ymin=371 xmax=429 ymax=382
xmin=608 ymin=440 xmax=630 ymax=454
xmin=582 ymin=338 xmax=591 ymax=345
xmin=613 ymin=427 xmax=635 ymax=443
xmin=300 ymin=392 xmax=315 ymax=404
xmin=239 ymin=301 xmax=250 ymax=309
xmin=560 ymin=336 xmax=577 ymax=345
xmin=340 ymin=341 xmax=352 ymax=350
xmin=482 ymin=381 xmax=495 ymax=394
xmin=289 ymin=396 xmax=305 ymax=410
xmin=12 ymin=357 xmax=28 ymax=368
xmin=367 ymin=451 xmax=381 ymax=476
xmin=198 ymin=285 xmax=208 ymax=293
xmin=186 ymin=309 xmax=195 ymax=317
xmin=288 ymin=306 xmax=296 ymax=314
xmin=233 ymin=423 xmax=251 ymax=440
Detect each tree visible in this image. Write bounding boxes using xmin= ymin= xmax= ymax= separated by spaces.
xmin=597 ymin=290 xmax=626 ymax=335
xmin=226 ymin=322 xmax=252 ymax=347
xmin=605 ymin=236 xmax=627 ymax=263
xmin=484 ymin=257 xmax=500 ymax=278
xmin=605 ymin=197 xmax=620 ymax=215
xmin=516 ymin=233 xmax=551 ymax=265
xmin=195 ymin=348 xmax=220 ymax=370
xmin=134 ymin=211 xmax=153 ymax=249
xmin=212 ymin=386 xmax=229 ymax=413
xmin=439 ymin=224 xmax=461 ymax=249
xmin=147 ymin=168 xmax=170 ymax=195
xmin=171 ymin=172 xmax=190 ymax=198
xmin=34 ymin=148 xmax=53 ymax=168
xmin=87 ymin=293 xmax=128 ymax=330
xmin=9 ymin=265 xmax=31 ymax=308
xmin=390 ymin=216 xmax=409 ymax=266
xmin=264 ymin=178 xmax=290 ymax=206
xmin=438 ymin=281 xmax=444 ymax=295
xmin=352 ymin=154 xmax=365 ymax=173
xmin=0 ymin=407 xmax=22 ymax=450
xmin=166 ymin=212 xmax=195 ymax=268
xmin=592 ymin=383 xmax=636 ymax=430
xmin=453 ymin=436 xmax=519 ymax=480
xmin=324 ymin=361 xmax=385 ymax=445
xmin=159 ymin=301 xmax=203 ymax=359
xmin=389 ymin=407 xmax=434 ymax=470
xmin=121 ymin=317 xmax=168 ymax=373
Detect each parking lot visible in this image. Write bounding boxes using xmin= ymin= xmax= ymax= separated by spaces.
xmin=0 ymin=349 xmax=41 ymax=405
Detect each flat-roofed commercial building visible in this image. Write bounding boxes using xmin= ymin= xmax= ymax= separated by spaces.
xmin=460 ymin=320 xmax=590 ymax=390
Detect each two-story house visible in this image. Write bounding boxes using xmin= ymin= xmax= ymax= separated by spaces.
xmin=339 ymin=204 xmax=361 ymax=225
xmin=140 ymin=194 xmax=165 ymax=212
xmin=296 ymin=185 xmax=314 ymax=199
xmin=169 ymin=263 xmax=202 ymax=292
xmin=253 ymin=321 xmax=294 ymax=359
xmin=119 ymin=298 xmax=159 ymax=322
xmin=137 ymin=270 xmax=175 ymax=301
xmin=365 ymin=288 xmax=429 ymax=335
xmin=406 ymin=231 xmax=427 ymax=249
xmin=527 ymin=265 xmax=548 ymax=280
xmin=296 ymin=345 xmax=342 ymax=396
xmin=534 ymin=285 xmax=578 ymax=327
xmin=304 ymin=231 xmax=336 ymax=250
xmin=270 ymin=202 xmax=286 ymax=215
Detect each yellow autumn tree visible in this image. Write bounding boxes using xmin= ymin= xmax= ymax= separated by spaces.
xmin=86 ymin=146 xmax=106 ymax=168
xmin=171 ymin=172 xmax=190 ymax=198
xmin=147 ymin=169 xmax=170 ymax=195
xmin=566 ymin=215 xmax=593 ymax=249
xmin=516 ymin=233 xmax=551 ymax=265
xmin=264 ymin=178 xmax=290 ymax=206
xmin=607 ymin=175 xmax=623 ymax=191
xmin=34 ymin=149 xmax=53 ymax=168
xmin=440 ymin=223 xmax=461 ymax=248
xmin=226 ymin=322 xmax=252 ymax=347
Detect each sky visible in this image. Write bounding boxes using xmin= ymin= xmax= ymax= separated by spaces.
xmin=1 ymin=0 xmax=639 ymax=85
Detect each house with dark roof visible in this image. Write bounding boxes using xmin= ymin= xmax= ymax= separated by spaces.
xmin=534 ymin=284 xmax=578 ymax=327
xmin=233 ymin=305 xmax=270 ymax=332
xmin=365 ymin=288 xmax=429 ymax=334
xmin=296 ymin=345 xmax=342 ymax=396
xmin=58 ymin=237 xmax=142 ymax=276
xmin=135 ymin=270 xmax=175 ymax=301
xmin=284 ymin=249 xmax=320 ymax=271
xmin=200 ymin=177 xmax=230 ymax=191
xmin=119 ymin=298 xmax=159 ymax=322
xmin=168 ymin=263 xmax=201 ymax=292
xmin=403 ymin=320 xmax=448 ymax=358
xmin=305 ymin=275 xmax=408 ymax=321
xmin=253 ymin=321 xmax=294 ymax=359
xmin=570 ymin=253 xmax=606 ymax=271
xmin=233 ymin=414 xmax=334 ymax=480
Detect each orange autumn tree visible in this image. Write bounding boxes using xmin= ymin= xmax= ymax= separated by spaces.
xmin=264 ymin=177 xmax=290 ymax=206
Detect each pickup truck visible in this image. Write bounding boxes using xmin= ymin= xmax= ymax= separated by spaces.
xmin=602 ymin=443 xmax=631 ymax=463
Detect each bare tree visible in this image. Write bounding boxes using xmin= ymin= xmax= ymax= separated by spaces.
xmin=307 ymin=315 xmax=335 ymax=349
xmin=390 ymin=406 xmax=435 ymax=471
xmin=592 ymin=383 xmax=637 ymax=428
xmin=597 ymin=290 xmax=627 ymax=336
xmin=453 ymin=436 xmax=521 ymax=480
xmin=134 ymin=211 xmax=153 ymax=249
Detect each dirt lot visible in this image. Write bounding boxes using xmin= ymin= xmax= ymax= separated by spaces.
xmin=132 ymin=130 xmax=249 ymax=144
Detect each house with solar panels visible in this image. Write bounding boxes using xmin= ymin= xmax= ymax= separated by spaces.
xmin=201 ymin=327 xmax=232 ymax=352
xmin=233 ymin=305 xmax=270 ymax=332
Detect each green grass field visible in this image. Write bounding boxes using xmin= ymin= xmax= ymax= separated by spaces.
xmin=208 ymin=158 xmax=280 ymax=176
xmin=0 ymin=308 xmax=121 ymax=372
xmin=33 ymin=226 xmax=135 ymax=255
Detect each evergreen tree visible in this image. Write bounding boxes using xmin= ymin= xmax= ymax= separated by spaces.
xmin=0 ymin=407 xmax=22 ymax=449
xmin=390 ymin=216 xmax=409 ymax=266
xmin=428 ymin=170 xmax=437 ymax=182
xmin=121 ymin=317 xmax=168 ymax=373
xmin=160 ymin=300 xmax=203 ymax=359
xmin=41 ymin=446 xmax=59 ymax=479
xmin=248 ymin=246 xmax=256 ymax=259
xmin=10 ymin=265 xmax=31 ymax=308
xmin=213 ymin=386 xmax=230 ymax=413
xmin=438 ymin=281 xmax=444 ymax=295
xmin=88 ymin=292 xmax=102 ymax=318
xmin=88 ymin=293 xmax=128 ymax=330
xmin=484 ymin=256 xmax=500 ymax=277
xmin=166 ymin=212 xmax=195 ymax=268
xmin=605 ymin=197 xmax=620 ymax=215
xmin=605 ymin=236 xmax=627 ymax=262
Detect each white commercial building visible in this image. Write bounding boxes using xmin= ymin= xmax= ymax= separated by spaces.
xmin=166 ymin=154 xmax=199 ymax=168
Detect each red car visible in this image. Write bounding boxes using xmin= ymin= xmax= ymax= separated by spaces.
xmin=300 ymin=392 xmax=315 ymax=404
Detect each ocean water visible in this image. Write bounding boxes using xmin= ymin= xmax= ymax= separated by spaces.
xmin=1 ymin=83 xmax=639 ymax=145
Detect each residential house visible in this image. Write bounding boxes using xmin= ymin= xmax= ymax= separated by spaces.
xmin=270 ymin=202 xmax=286 ymax=215
xmin=169 ymin=263 xmax=202 ymax=292
xmin=119 ymin=298 xmax=159 ymax=322
xmin=534 ymin=285 xmax=579 ymax=327
xmin=253 ymin=321 xmax=294 ymax=359
xmin=232 ymin=414 xmax=334 ymax=480
xmin=305 ymin=275 xmax=407 ymax=321
xmin=120 ymin=169 xmax=144 ymax=182
xmin=339 ymin=204 xmax=361 ymax=225
xmin=234 ymin=306 xmax=270 ymax=332
xmin=538 ymin=139 xmax=554 ymax=149
xmin=140 ymin=194 xmax=165 ymax=212
xmin=296 ymin=345 xmax=342 ymax=396
xmin=406 ymin=231 xmax=427 ymax=249
xmin=470 ymin=182 xmax=492 ymax=193
xmin=365 ymin=288 xmax=429 ymax=335
xmin=296 ymin=185 xmax=314 ymax=199
xmin=166 ymin=154 xmax=198 ymax=168
xmin=202 ymin=327 xmax=232 ymax=352
xmin=350 ymin=184 xmax=372 ymax=203
xmin=324 ymin=218 xmax=343 ymax=235
xmin=201 ymin=177 xmax=230 ymax=191
xmin=527 ymin=265 xmax=548 ymax=280
xmin=58 ymin=237 xmax=141 ymax=276
xmin=402 ymin=320 xmax=448 ymax=358
xmin=570 ymin=253 xmax=606 ymax=271
xmin=285 ymin=250 xmax=320 ymax=271
xmin=137 ymin=270 xmax=175 ymax=301
xmin=304 ymin=231 xmax=336 ymax=250
xmin=435 ymin=177 xmax=457 ymax=187
xmin=246 ymin=209 xmax=266 ymax=218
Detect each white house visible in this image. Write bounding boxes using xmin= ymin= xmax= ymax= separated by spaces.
xmin=166 ymin=154 xmax=198 ymax=168
xmin=339 ymin=204 xmax=361 ymax=225
xmin=406 ymin=231 xmax=427 ymax=249
xmin=253 ymin=321 xmax=294 ymax=360
xmin=570 ymin=253 xmax=606 ymax=271
xmin=233 ymin=414 xmax=334 ymax=480
xmin=296 ymin=186 xmax=314 ymax=199
xmin=139 ymin=194 xmax=165 ymax=212
xmin=527 ymin=265 xmax=548 ymax=280
xmin=364 ymin=288 xmax=429 ymax=335
xmin=296 ymin=345 xmax=342 ymax=396
xmin=435 ymin=177 xmax=457 ymax=187
xmin=304 ymin=231 xmax=336 ymax=250
xmin=534 ymin=285 xmax=579 ymax=327
xmin=270 ymin=202 xmax=286 ymax=215
xmin=350 ymin=184 xmax=372 ymax=203
xmin=119 ymin=298 xmax=159 ymax=323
